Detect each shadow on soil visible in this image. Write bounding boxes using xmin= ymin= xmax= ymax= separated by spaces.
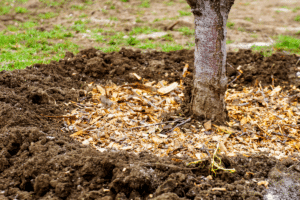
xmin=1 ymin=48 xmax=300 ymax=199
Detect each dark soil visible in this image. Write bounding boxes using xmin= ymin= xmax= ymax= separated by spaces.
xmin=1 ymin=48 xmax=300 ymax=200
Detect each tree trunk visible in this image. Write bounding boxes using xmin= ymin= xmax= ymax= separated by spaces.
xmin=186 ymin=0 xmax=235 ymax=124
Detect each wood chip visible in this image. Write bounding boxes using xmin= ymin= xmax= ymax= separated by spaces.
xmin=257 ymin=181 xmax=269 ymax=188
xmin=96 ymin=85 xmax=106 ymax=95
xmin=64 ymin=78 xmax=300 ymax=161
xmin=158 ymin=82 xmax=178 ymax=95
xmin=131 ymin=73 xmax=142 ymax=80
xmin=204 ymin=120 xmax=212 ymax=131
xmin=212 ymin=188 xmax=226 ymax=191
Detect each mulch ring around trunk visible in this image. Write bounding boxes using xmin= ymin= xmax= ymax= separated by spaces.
xmin=1 ymin=48 xmax=300 ymax=200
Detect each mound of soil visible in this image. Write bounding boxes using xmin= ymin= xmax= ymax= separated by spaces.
xmin=1 ymin=48 xmax=300 ymax=200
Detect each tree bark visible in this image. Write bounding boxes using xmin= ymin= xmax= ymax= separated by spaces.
xmin=187 ymin=0 xmax=235 ymax=124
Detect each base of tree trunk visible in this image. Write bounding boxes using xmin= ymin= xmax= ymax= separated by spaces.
xmin=191 ymin=79 xmax=228 ymax=125
xmin=186 ymin=0 xmax=235 ymax=125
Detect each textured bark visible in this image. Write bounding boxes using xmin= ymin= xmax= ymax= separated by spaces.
xmin=187 ymin=0 xmax=234 ymax=124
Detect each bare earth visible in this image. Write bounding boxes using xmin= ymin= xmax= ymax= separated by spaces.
xmin=1 ymin=0 xmax=300 ymax=200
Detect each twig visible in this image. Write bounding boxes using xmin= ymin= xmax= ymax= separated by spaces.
xmin=258 ymin=83 xmax=269 ymax=107
xmin=141 ymin=162 xmax=200 ymax=171
xmin=227 ymin=62 xmax=235 ymax=70
xmin=165 ymin=117 xmax=191 ymax=134
xmin=273 ymin=132 xmax=296 ymax=139
xmin=239 ymin=132 xmax=249 ymax=137
xmin=128 ymin=87 xmax=159 ymax=109
xmin=121 ymin=84 xmax=157 ymax=93
xmin=287 ymin=93 xmax=300 ymax=103
xmin=281 ymin=124 xmax=300 ymax=128
xmin=156 ymin=99 xmax=166 ymax=106
xmin=41 ymin=114 xmax=76 ymax=119
xmin=104 ymin=86 xmax=109 ymax=98
xmin=127 ymin=118 xmax=183 ymax=130
xmin=167 ymin=20 xmax=179 ymax=31
xmin=199 ymin=145 xmax=212 ymax=157
xmin=296 ymin=58 xmax=300 ymax=65
xmin=236 ymin=102 xmax=249 ymax=106
xmin=211 ymin=143 xmax=236 ymax=174
xmin=275 ymin=115 xmax=284 ymax=120
xmin=255 ymin=123 xmax=270 ymax=136
xmin=264 ymin=34 xmax=275 ymax=44
xmin=227 ymin=63 xmax=242 ymax=85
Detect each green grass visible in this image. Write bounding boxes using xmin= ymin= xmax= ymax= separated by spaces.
xmin=71 ymin=20 xmax=90 ymax=32
xmin=38 ymin=12 xmax=58 ymax=19
xmin=108 ymin=32 xmax=125 ymax=46
xmin=126 ymin=36 xmax=140 ymax=46
xmin=71 ymin=4 xmax=85 ymax=10
xmin=242 ymin=2 xmax=250 ymax=6
xmin=226 ymin=21 xmax=235 ymax=29
xmin=135 ymin=10 xmax=145 ymax=16
xmin=160 ymin=43 xmax=185 ymax=52
xmin=93 ymin=34 xmax=105 ymax=42
xmin=91 ymin=27 xmax=192 ymax=54
xmin=38 ymin=0 xmax=64 ymax=7
xmin=226 ymin=40 xmax=234 ymax=44
xmin=272 ymin=35 xmax=300 ymax=53
xmin=6 ymin=25 xmax=19 ymax=32
xmin=79 ymin=14 xmax=88 ymax=18
xmin=84 ymin=1 xmax=93 ymax=5
xmin=92 ymin=28 xmax=105 ymax=33
xmin=164 ymin=1 xmax=174 ymax=6
xmin=139 ymin=0 xmax=150 ymax=8
xmin=186 ymin=41 xmax=195 ymax=47
xmin=5 ymin=0 xmax=298 ymax=71
xmin=250 ymin=34 xmax=258 ymax=38
xmin=136 ymin=17 xmax=144 ymax=23
xmin=129 ymin=26 xmax=159 ymax=35
xmin=250 ymin=45 xmax=274 ymax=57
xmin=102 ymin=9 xmax=108 ymax=14
xmin=0 ymin=6 xmax=11 ymax=15
xmin=15 ymin=6 xmax=28 ymax=13
xmin=0 ymin=23 xmax=78 ymax=70
xmin=292 ymin=7 xmax=300 ymax=13
xmin=153 ymin=17 xmax=167 ymax=23
xmin=137 ymin=40 xmax=188 ymax=52
xmin=162 ymin=34 xmax=174 ymax=42
xmin=109 ymin=17 xmax=118 ymax=21
xmin=177 ymin=27 xmax=194 ymax=36
xmin=178 ymin=10 xmax=192 ymax=16
xmin=238 ymin=27 xmax=245 ymax=32
xmin=96 ymin=45 xmax=120 ymax=53
xmin=244 ymin=17 xmax=253 ymax=21
xmin=280 ymin=6 xmax=290 ymax=9
xmin=138 ymin=40 xmax=159 ymax=49
xmin=251 ymin=35 xmax=300 ymax=57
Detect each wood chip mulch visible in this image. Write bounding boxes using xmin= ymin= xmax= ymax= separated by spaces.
xmin=60 ymin=68 xmax=300 ymax=162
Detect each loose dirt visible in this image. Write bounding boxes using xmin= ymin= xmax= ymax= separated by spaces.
xmin=1 ymin=47 xmax=300 ymax=199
